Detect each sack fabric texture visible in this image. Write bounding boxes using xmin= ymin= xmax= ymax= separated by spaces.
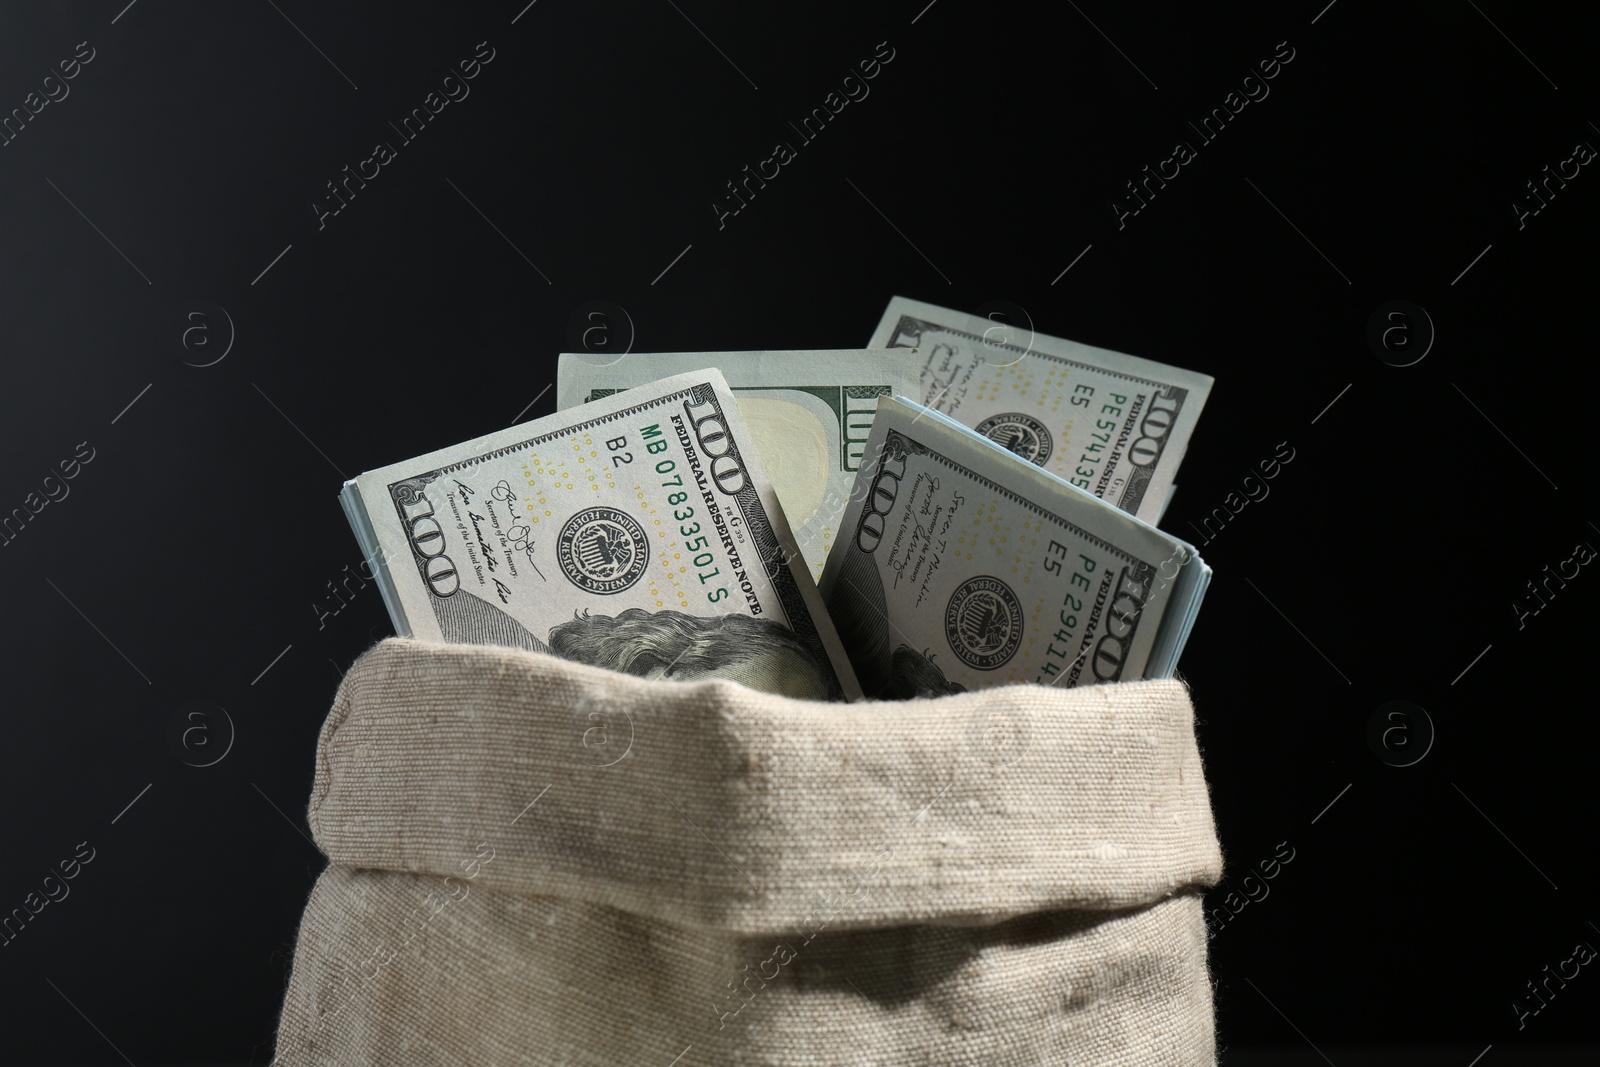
xmin=273 ymin=638 xmax=1223 ymax=1065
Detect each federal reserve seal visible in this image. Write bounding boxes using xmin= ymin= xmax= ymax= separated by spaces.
xmin=974 ymin=412 xmax=1052 ymax=465
xmin=944 ymin=576 xmax=1024 ymax=671
xmin=556 ymin=507 xmax=649 ymax=594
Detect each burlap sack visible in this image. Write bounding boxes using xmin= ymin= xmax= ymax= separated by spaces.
xmin=273 ymin=638 xmax=1222 ymax=1065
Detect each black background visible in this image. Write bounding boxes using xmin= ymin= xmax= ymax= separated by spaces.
xmin=2 ymin=0 xmax=1597 ymax=1062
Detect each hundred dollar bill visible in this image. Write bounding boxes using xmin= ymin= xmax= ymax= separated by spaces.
xmin=867 ymin=297 xmax=1213 ymax=525
xmin=341 ymin=369 xmax=862 ymax=701
xmin=557 ymin=349 xmax=923 ymax=580
xmin=819 ymin=395 xmax=1209 ymax=698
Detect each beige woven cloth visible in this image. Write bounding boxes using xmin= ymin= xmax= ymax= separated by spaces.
xmin=273 ymin=638 xmax=1222 ymax=1065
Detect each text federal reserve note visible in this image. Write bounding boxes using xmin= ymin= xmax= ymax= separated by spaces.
xmin=558 ymin=349 xmax=923 ymax=579
xmin=867 ymin=297 xmax=1213 ymax=525
xmin=342 ymin=369 xmax=862 ymax=701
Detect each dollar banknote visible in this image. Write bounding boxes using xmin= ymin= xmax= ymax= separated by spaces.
xmin=867 ymin=297 xmax=1213 ymax=526
xmin=557 ymin=349 xmax=923 ymax=579
xmin=341 ymin=369 xmax=863 ymax=701
xmin=819 ymin=395 xmax=1209 ymax=698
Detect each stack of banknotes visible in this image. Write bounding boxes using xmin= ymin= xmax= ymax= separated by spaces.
xmin=340 ymin=297 xmax=1214 ymax=701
